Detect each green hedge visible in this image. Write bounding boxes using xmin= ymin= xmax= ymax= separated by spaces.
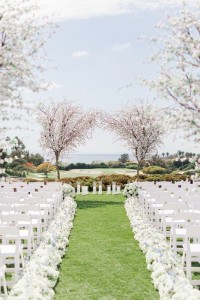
xmin=24 ymin=173 xmax=190 ymax=190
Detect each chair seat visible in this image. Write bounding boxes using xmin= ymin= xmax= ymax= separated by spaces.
xmin=165 ymin=217 xmax=173 ymax=223
xmin=190 ymin=244 xmax=200 ymax=253
xmin=19 ymin=230 xmax=29 ymax=238
xmin=174 ymin=228 xmax=186 ymax=236
xmin=159 ymin=209 xmax=173 ymax=215
xmin=0 ymin=244 xmax=23 ymax=255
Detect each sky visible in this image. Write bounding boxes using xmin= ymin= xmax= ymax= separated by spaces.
xmin=9 ymin=0 xmax=200 ymax=157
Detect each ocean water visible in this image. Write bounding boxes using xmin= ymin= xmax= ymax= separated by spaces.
xmin=64 ymin=153 xmax=134 ymax=164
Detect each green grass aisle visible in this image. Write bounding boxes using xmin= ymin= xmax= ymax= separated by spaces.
xmin=55 ymin=194 xmax=159 ymax=300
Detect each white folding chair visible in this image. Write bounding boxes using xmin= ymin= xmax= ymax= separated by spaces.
xmin=170 ymin=212 xmax=200 ymax=253
xmin=0 ymin=226 xmax=24 ymax=284
xmin=1 ymin=214 xmax=35 ymax=257
xmin=12 ymin=205 xmax=42 ymax=244
xmin=0 ymin=252 xmax=7 ymax=295
xmin=182 ymin=225 xmax=200 ymax=285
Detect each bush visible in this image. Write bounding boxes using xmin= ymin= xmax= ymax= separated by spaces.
xmin=147 ymin=154 xmax=166 ymax=168
xmin=184 ymin=170 xmax=195 ymax=176
xmin=146 ymin=175 xmax=163 ymax=182
xmin=36 ymin=162 xmax=56 ymax=175
xmin=106 ymin=161 xmax=125 ymax=168
xmin=163 ymin=174 xmax=188 ymax=181
xmin=125 ymin=163 xmax=138 ymax=170
xmin=23 ymin=173 xmax=190 ymax=188
xmin=142 ymin=166 xmax=167 ymax=175
xmin=6 ymin=169 xmax=23 ymax=177
xmin=183 ymin=162 xmax=195 ymax=171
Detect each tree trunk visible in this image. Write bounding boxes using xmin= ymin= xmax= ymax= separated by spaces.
xmin=55 ymin=153 xmax=60 ymax=181
xmin=137 ymin=162 xmax=140 ymax=180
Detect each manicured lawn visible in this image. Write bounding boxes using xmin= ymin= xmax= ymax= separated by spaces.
xmin=55 ymin=194 xmax=159 ymax=300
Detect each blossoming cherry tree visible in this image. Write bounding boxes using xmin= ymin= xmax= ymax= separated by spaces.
xmin=37 ymin=100 xmax=97 ymax=180
xmin=101 ymin=102 xmax=164 ymax=179
xmin=146 ymin=3 xmax=200 ymax=140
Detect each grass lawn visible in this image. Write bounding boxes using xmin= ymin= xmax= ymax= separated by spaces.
xmin=54 ymin=194 xmax=159 ymax=300
xmin=26 ymin=168 xmax=136 ymax=179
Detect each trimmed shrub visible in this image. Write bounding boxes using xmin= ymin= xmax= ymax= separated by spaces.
xmin=142 ymin=166 xmax=167 ymax=175
xmin=125 ymin=164 xmax=138 ymax=170
xmin=23 ymin=173 xmax=190 ymax=189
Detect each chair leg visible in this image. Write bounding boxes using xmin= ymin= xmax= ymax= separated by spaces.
xmin=21 ymin=252 xmax=25 ymax=268
xmin=186 ymin=253 xmax=192 ymax=281
xmin=182 ymin=250 xmax=185 ymax=266
xmin=2 ymin=274 xmax=7 ymax=295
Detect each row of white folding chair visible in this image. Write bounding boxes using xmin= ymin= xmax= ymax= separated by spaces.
xmin=0 ymin=198 xmax=55 ymax=221
xmin=138 ymin=191 xmax=163 ymax=215
xmin=182 ymin=225 xmax=200 ymax=285
xmin=16 ymin=202 xmax=52 ymax=231
xmin=153 ymin=201 xmax=189 ymax=230
xmin=0 ymin=226 xmax=25 ymax=286
xmin=0 ymin=206 xmax=44 ymax=242
xmin=169 ymin=212 xmax=200 ymax=252
xmin=160 ymin=206 xmax=198 ymax=237
xmin=141 ymin=190 xmax=199 ymax=219
xmin=0 ymin=214 xmax=35 ymax=257
xmin=0 ymin=191 xmax=59 ymax=204
xmin=141 ymin=192 xmax=176 ymax=218
xmin=0 ymin=195 xmax=54 ymax=205
xmin=158 ymin=204 xmax=200 ymax=241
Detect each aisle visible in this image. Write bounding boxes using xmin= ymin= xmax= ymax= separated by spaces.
xmin=55 ymin=194 xmax=159 ymax=300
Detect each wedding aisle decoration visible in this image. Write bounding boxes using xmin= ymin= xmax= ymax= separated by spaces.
xmin=6 ymin=185 xmax=77 ymax=300
xmin=125 ymin=195 xmax=200 ymax=300
xmin=62 ymin=183 xmax=76 ymax=199
xmin=123 ymin=182 xmax=139 ymax=198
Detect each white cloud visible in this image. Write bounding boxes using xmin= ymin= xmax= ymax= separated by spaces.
xmin=38 ymin=0 xmax=199 ymax=21
xmin=72 ymin=51 xmax=89 ymax=58
xmin=112 ymin=42 xmax=131 ymax=52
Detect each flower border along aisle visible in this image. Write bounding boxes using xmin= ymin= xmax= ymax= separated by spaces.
xmin=7 ymin=184 xmax=77 ymax=300
xmin=124 ymin=184 xmax=200 ymax=300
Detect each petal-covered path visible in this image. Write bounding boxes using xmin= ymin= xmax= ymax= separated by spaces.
xmin=55 ymin=194 xmax=159 ymax=300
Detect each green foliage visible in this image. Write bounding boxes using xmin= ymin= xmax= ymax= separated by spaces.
xmin=118 ymin=153 xmax=129 ymax=163
xmin=36 ymin=162 xmax=56 ymax=175
xmin=163 ymin=174 xmax=188 ymax=181
xmin=142 ymin=166 xmax=167 ymax=174
xmin=148 ymin=154 xmax=166 ymax=168
xmin=183 ymin=162 xmax=195 ymax=171
xmin=26 ymin=153 xmax=44 ymax=166
xmin=184 ymin=170 xmax=195 ymax=176
xmin=61 ymin=162 xmax=109 ymax=170
xmin=173 ymin=159 xmax=190 ymax=169
xmin=106 ymin=160 xmax=125 ymax=168
xmin=125 ymin=162 xmax=138 ymax=169
xmin=6 ymin=169 xmax=25 ymax=177
xmin=143 ymin=174 xmax=189 ymax=182
xmin=146 ymin=175 xmax=163 ymax=181
xmin=24 ymin=172 xmax=190 ymax=188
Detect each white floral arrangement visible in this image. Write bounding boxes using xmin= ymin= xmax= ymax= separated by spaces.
xmin=123 ymin=182 xmax=139 ymax=198
xmin=62 ymin=183 xmax=76 ymax=199
xmin=125 ymin=197 xmax=200 ymax=300
xmin=7 ymin=193 xmax=77 ymax=300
